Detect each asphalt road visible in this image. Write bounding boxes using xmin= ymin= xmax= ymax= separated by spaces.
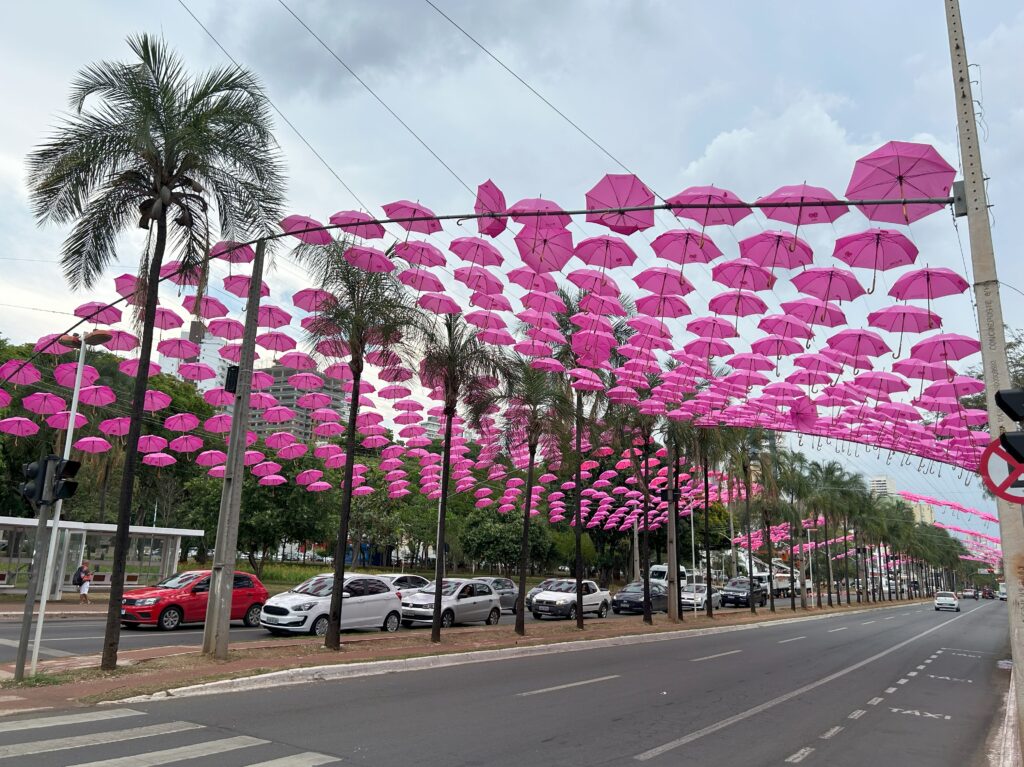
xmin=0 ymin=600 xmax=1009 ymax=766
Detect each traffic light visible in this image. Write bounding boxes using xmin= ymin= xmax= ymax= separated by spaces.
xmin=996 ymin=388 xmax=1024 ymax=463
xmin=52 ymin=459 xmax=81 ymax=501
xmin=19 ymin=459 xmax=47 ymax=506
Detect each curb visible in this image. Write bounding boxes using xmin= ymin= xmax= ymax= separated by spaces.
xmin=995 ymin=670 xmax=1021 ymax=767
xmin=115 ymin=600 xmax=926 ymax=704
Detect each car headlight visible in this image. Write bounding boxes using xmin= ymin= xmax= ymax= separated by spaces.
xmin=556 ymin=598 xmax=570 ymax=605
xmin=292 ymin=602 xmax=317 ymax=612
xmin=135 ymin=597 xmax=161 ymax=607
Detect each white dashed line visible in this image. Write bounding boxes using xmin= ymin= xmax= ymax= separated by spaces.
xmin=517 ymin=675 xmax=620 ymax=697
xmin=916 ymin=665 xmax=926 ymax=670
xmin=848 ymin=709 xmax=867 ymax=720
xmin=819 ymin=726 xmax=844 ymax=739
xmin=785 ymin=747 xmax=815 ymax=763
xmin=885 ymin=687 xmax=897 ymax=694
xmin=690 ymin=650 xmax=742 ymax=662
xmin=778 ymin=636 xmax=806 ymax=644
xmin=867 ymin=697 xmax=884 ymax=706
xmin=897 ymin=678 xmax=909 ymax=685
xmin=828 ymin=627 xmax=848 ymax=633
xmin=907 ymin=671 xmax=918 ymax=677
xmin=861 ymin=620 xmax=876 ymax=625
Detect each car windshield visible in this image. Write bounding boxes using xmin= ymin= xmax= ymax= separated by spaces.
xmin=619 ymin=583 xmax=644 ymax=594
xmin=422 ymin=580 xmax=460 ymax=596
xmin=153 ymin=572 xmax=204 ymax=589
xmin=682 ymin=585 xmax=706 ymax=594
xmin=546 ymin=581 xmax=579 ymax=593
xmin=292 ymin=575 xmax=334 ymax=597
xmin=532 ymin=579 xmax=557 ymax=591
xmin=727 ymin=579 xmax=748 ymax=589
xmin=936 ymin=591 xmax=955 ymax=598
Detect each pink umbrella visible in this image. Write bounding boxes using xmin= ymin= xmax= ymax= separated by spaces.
xmin=257 ymin=304 xmax=292 ymax=329
xmin=846 ymin=141 xmax=956 ymax=224
xmin=169 ymin=435 xmax=203 ymax=453
xmin=292 ymin=289 xmax=333 ymax=313
xmin=178 ymin=362 xmax=216 ymax=381
xmin=207 ymin=318 xmax=244 ymax=341
xmin=868 ymin=305 xmax=940 ymax=334
xmin=738 ymin=231 xmax=813 ymax=271
xmin=196 ymin=449 xmax=227 ymax=466
xmin=74 ymin=302 xmax=122 ymax=324
xmin=113 ymin=273 xmax=138 ymax=298
xmin=281 ymin=214 xmax=332 ymax=245
xmin=418 ymin=292 xmax=462 ymax=315
xmin=478 ymin=328 xmax=516 ymax=346
xmin=833 ymin=229 xmax=918 ymax=276
xmin=465 ymin=310 xmax=506 ymax=330
xmin=157 ymin=338 xmax=200 ymax=360
xmin=521 ymin=292 xmax=567 ymax=313
xmin=33 ymin=334 xmax=75 ymax=356
xmin=632 ymin=267 xmax=694 ymax=296
xmin=0 ymin=417 xmax=39 ymax=438
xmin=471 ymin=292 xmax=513 ymax=312
xmin=328 ymin=210 xmax=386 ymax=240
xmin=454 ymin=266 xmax=503 ymax=295
xmin=211 ymin=240 xmax=255 ymax=263
xmin=55 ymin=363 xmax=99 ymax=388
xmin=203 ymin=388 xmax=234 ymax=408
xmin=579 ymin=293 xmax=626 ymax=316
xmin=79 ymin=385 xmax=116 ymax=406
xmin=255 ymin=331 xmax=296 ymax=352
xmin=574 ymin=235 xmax=637 ymax=269
xmin=159 ymin=260 xmax=201 ymax=286
xmin=755 ymin=184 xmax=847 ymax=225
xmin=780 ymin=297 xmax=847 ymax=327
xmin=345 ymin=245 xmax=395 ymax=273
xmin=143 ymin=389 xmax=172 ymax=412
xmin=474 ymin=180 xmax=508 ymax=237
xmin=153 ymin=307 xmax=184 ymax=330
xmin=99 ymin=417 xmax=130 ymax=437
xmin=0 ymin=360 xmax=41 ymax=386
xmin=263 ymin=406 xmax=296 ymax=424
xmin=507 ymin=267 xmax=557 ymax=293
xmin=708 ymin=290 xmax=768 ymax=317
xmin=382 ymin=200 xmax=442 ymax=234
xmin=450 ymin=236 xmax=503 ymax=268
xmin=47 ymin=411 xmax=87 ymax=430
xmin=712 ymin=258 xmax=776 ymax=292
xmin=278 ymin=351 xmax=317 ymax=370
xmin=667 ymin=185 xmax=750 ymax=226
xmin=635 ymin=294 xmax=691 ymax=318
xmin=399 ymin=268 xmax=444 ymax=293
xmin=277 ymin=443 xmax=308 ymax=460
xmin=74 ymin=436 xmax=111 ymax=454
xmin=259 ymin=474 xmax=288 ymax=487
xmin=889 ymin=267 xmax=969 ymax=301
xmin=394 ymin=241 xmax=445 ymax=268
xmin=651 ymin=230 xmax=722 ymax=265
xmin=792 ymin=267 xmax=865 ymax=303
xmin=138 ymin=435 xmax=168 ymax=453
xmin=142 ymin=452 xmax=176 ymax=468
xmin=508 ymin=198 xmax=570 ymax=228
xmin=316 ymin=339 xmax=350 ymax=358
xmin=252 ymin=460 xmax=283 ymax=477
xmin=251 ymin=370 xmax=275 ymax=389
xmin=514 ymin=227 xmax=573 ymax=273
xmin=758 ymin=314 xmax=812 ymax=340
xmin=585 ymin=173 xmax=655 ymax=234
xmin=164 ymin=412 xmax=200 ymax=432
xmin=102 ymin=330 xmax=139 ymax=352
xmin=827 ymin=328 xmax=891 ymax=358
xmin=183 ymin=295 xmax=229 ymax=319
xmin=22 ymin=392 xmax=66 ymax=415
xmin=288 ymin=373 xmax=323 ymax=390
xmin=223 ymin=274 xmax=270 ymax=299
xmin=909 ymin=333 xmax=981 ymax=363
xmin=307 ymin=481 xmax=333 ymax=493
xmin=219 ymin=344 xmax=250 ymax=363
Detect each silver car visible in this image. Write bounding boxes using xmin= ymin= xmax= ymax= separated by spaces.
xmin=474 ymin=577 xmax=519 ymax=613
xmin=401 ymin=578 xmax=502 ymax=628
xmin=378 ymin=573 xmax=430 ymax=598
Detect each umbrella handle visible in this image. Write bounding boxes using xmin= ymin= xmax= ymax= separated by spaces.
xmin=866 ymin=270 xmax=877 ymax=296
xmin=886 ymin=450 xmax=894 ymax=465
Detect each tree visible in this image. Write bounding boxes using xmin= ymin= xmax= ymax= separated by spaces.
xmin=297 ymin=240 xmax=418 ymax=650
xmin=27 ymin=34 xmax=285 ymax=670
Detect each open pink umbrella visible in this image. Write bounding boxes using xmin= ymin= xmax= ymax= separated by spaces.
xmin=454 ymin=266 xmax=503 ymax=295
xmin=113 ymin=273 xmax=138 ymax=298
xmin=223 ymin=274 xmax=270 ymax=299
xmin=251 ymin=370 xmax=275 ymax=389
xmin=99 ymin=417 xmax=130 ymax=437
xmin=474 ymin=180 xmax=508 ymax=237
xmin=394 ymin=241 xmax=445 ymax=268
xmin=667 ymin=185 xmax=750 ymax=227
xmin=256 ymin=331 xmax=296 ymax=352
xmin=276 ymin=351 xmax=314 ymax=370
xmin=211 ymin=240 xmax=255 ymax=263
xmin=74 ymin=302 xmax=121 ymax=324
xmin=471 ymin=292 xmax=513 ymax=312
xmin=169 ymin=435 xmax=203 ymax=453
xmin=0 ymin=417 xmax=39 ymax=438
xmin=292 ymin=289 xmax=333 ymax=313
xmin=183 ymin=295 xmax=229 ymax=319
xmin=281 ymin=214 xmax=332 ymax=245
xmin=833 ymin=229 xmax=918 ymax=281
xmin=792 ymin=267 xmax=865 ymax=303
xmin=138 ymin=435 xmax=168 ymax=453
xmin=0 ymin=360 xmax=40 ymax=386
xmin=196 ymin=449 xmax=227 ymax=466
xmin=22 ymin=392 xmax=66 ymax=415
xmin=889 ymin=267 xmax=969 ymax=301
xmin=450 ymin=236 xmax=503 ymax=268
xmin=574 ymin=235 xmax=637 ymax=269
xmin=509 ymin=198 xmax=570 ymax=228
xmin=418 ymin=292 xmax=462 ymax=315
xmin=74 ymin=436 xmax=111 ymax=454
xmin=712 ymin=258 xmax=776 ymax=292
xmin=178 ymin=362 xmax=216 ymax=381
xmin=756 ymin=184 xmax=847 ymax=225
xmin=257 ymin=304 xmax=292 ymax=329
xmin=909 ymin=333 xmax=980 ymax=363
xmin=522 ymin=292 xmax=568 ymax=313
xmin=47 ymin=411 xmax=87 ymax=430
xmin=632 ymin=266 xmax=694 ymax=296
xmin=276 ymin=443 xmax=308 ymax=460
xmin=345 ymin=245 xmax=395 ymax=273
xmin=157 ymin=338 xmax=200 ymax=360
xmin=102 ymin=330 xmax=139 ymax=352
xmin=827 ymin=328 xmax=891 ymax=358
xmin=142 ymin=452 xmax=176 ymax=468
xmin=758 ymin=314 xmax=812 ymax=340
xmin=288 ymin=373 xmax=323 ymax=390
xmin=635 ymin=294 xmax=691 ymax=318
xmin=846 ymin=141 xmax=956 ymax=224
xmin=708 ymin=290 xmax=768 ymax=317
xmin=383 ymin=200 xmax=442 ymax=234
xmin=207 ymin=318 xmax=244 ymax=341
xmin=160 ymin=261 xmax=201 ymax=286
xmin=329 ymin=210 xmax=385 ymax=240
xmin=33 ymin=334 xmax=75 ymax=356
xmin=398 ymin=268 xmax=444 ymax=293
xmin=738 ymin=231 xmax=813 ymax=271
xmin=164 ymin=413 xmax=200 ymax=432
xmin=780 ymin=297 xmax=847 ymax=327
xmin=465 ymin=310 xmax=506 ymax=330
xmin=585 ymin=173 xmax=655 ymax=234
xmin=143 ymin=389 xmax=172 ymax=412
xmin=514 ymin=227 xmax=573 ymax=273
xmin=153 ymin=307 xmax=184 ymax=330
xmin=55 ymin=362 xmax=99 ymax=388
xmin=892 ymin=358 xmax=954 ymax=381
xmin=79 ymin=385 xmax=116 ymax=406
xmin=579 ymin=293 xmax=626 ymax=316
xmin=868 ymin=304 xmax=940 ymax=336
xmin=652 ymin=230 xmax=722 ymax=265
xmin=507 ymin=267 xmax=557 ymax=293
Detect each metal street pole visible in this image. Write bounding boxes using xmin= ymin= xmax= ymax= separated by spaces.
xmin=14 ymin=458 xmax=57 ymax=682
xmin=945 ymin=0 xmax=1024 ymax=739
xmin=30 ymin=331 xmax=108 ymax=676
xmin=632 ymin=519 xmax=640 ymax=582
xmin=666 ymin=439 xmax=680 ymax=622
xmin=202 ymin=239 xmax=267 ymax=659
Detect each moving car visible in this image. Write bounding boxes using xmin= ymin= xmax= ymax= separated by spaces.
xmin=121 ymin=570 xmax=267 ymax=631
xmin=401 ymin=578 xmax=502 ymax=628
xmin=612 ymin=581 xmax=668 ymax=614
xmin=377 ymin=573 xmax=430 ymax=597
xmin=962 ymin=588 xmax=976 ymax=599
xmin=649 ymin=564 xmax=688 ymax=584
xmin=473 ymin=577 xmax=519 ymax=613
xmin=524 ymin=578 xmax=560 ymax=612
xmin=999 ymin=583 xmax=1008 ymax=601
xmin=531 ymin=579 xmax=610 ymax=620
xmin=260 ymin=573 xmax=402 ymax=636
xmin=934 ymin=591 xmax=960 ymax=612
xmin=680 ymin=584 xmax=721 ymax=610
xmin=719 ymin=577 xmax=767 ymax=608
xmin=982 ymin=587 xmax=995 ymax=599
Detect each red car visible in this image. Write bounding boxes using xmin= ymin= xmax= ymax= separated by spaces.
xmin=121 ymin=570 xmax=267 ymax=631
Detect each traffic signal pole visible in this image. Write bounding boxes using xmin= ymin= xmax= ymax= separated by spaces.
xmin=14 ymin=458 xmax=57 ymax=682
xmin=945 ymin=0 xmax=1024 ymax=742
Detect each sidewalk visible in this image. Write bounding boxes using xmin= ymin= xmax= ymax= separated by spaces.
xmin=0 ymin=598 xmax=929 ymax=716
xmin=0 ymin=600 xmax=109 ymax=620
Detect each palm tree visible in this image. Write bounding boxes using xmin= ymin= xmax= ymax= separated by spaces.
xmin=298 ymin=241 xmax=418 ymax=650
xmin=777 ymin=450 xmax=810 ymax=610
xmin=27 ymin=34 xmax=285 ymax=669
xmin=421 ymin=314 xmax=510 ymax=642
xmin=806 ymin=461 xmax=847 ymax=607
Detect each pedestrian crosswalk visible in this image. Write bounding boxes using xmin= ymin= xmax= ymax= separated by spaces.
xmin=0 ymin=707 xmax=339 ymax=765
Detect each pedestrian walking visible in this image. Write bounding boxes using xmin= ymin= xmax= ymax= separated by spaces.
xmin=72 ymin=560 xmax=92 ymax=604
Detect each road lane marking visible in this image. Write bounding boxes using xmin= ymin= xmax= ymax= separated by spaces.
xmin=867 ymin=697 xmax=884 ymax=706
xmin=861 ymin=620 xmax=875 ymax=625
xmin=916 ymin=665 xmax=926 ymax=670
xmin=785 ymin=747 xmax=815 ymax=763
xmin=927 ymin=674 xmax=973 ymax=683
xmin=0 ymin=638 xmax=72 ymax=658
xmin=778 ymin=637 xmax=805 ymax=644
xmin=940 ymin=647 xmax=991 ymax=654
xmin=632 ymin=605 xmax=980 ymax=761
xmin=828 ymin=627 xmax=847 ymax=633
xmin=884 ymin=617 xmax=894 ymax=621
xmin=690 ymin=650 xmax=742 ymax=662
xmin=0 ymin=722 xmax=201 ymax=758
xmin=819 ymin=726 xmax=844 ymax=739
xmin=517 ymin=674 xmax=619 ymax=697
xmin=242 ymin=754 xmax=341 ymax=767
xmin=924 ymin=659 xmax=933 ymax=664
xmin=907 ymin=671 xmax=918 ymax=677
xmin=848 ymin=709 xmax=867 ymax=719
xmin=889 ymin=707 xmax=951 ymax=720
xmin=68 ymin=735 xmax=267 ymax=767
xmin=897 ymin=678 xmax=909 ymax=685
xmin=0 ymin=708 xmax=142 ymax=733
xmin=885 ymin=687 xmax=897 ymax=693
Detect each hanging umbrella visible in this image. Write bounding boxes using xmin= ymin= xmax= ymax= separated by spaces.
xmin=207 ymin=318 xmax=244 ymax=341
xmin=197 ymin=449 xmax=227 ymax=466
xmin=712 ymin=258 xmax=776 ymax=292
xmin=142 ymin=452 xmax=176 ymax=468
xmin=398 ymin=268 xmax=444 ymax=293
xmin=418 ymin=293 xmax=462 ymax=315
xmin=888 ymin=267 xmax=969 ymax=300
xmin=708 ymin=290 xmax=768 ymax=317
xmin=450 ymin=236 xmax=503 ymax=267
xmin=395 ymin=240 xmax=446 ymax=268
xmin=508 ymin=198 xmax=570 ymax=228
xmin=0 ymin=417 xmax=39 ymax=438
xmin=33 ymin=334 xmax=75 ymax=356
xmin=251 ymin=370 xmax=275 ymax=389
xmin=74 ymin=436 xmax=112 ymax=454
xmin=102 ymin=330 xmax=139 ymax=352
xmin=923 ymin=375 xmax=985 ymax=399
xmin=507 ymin=267 xmax=557 ymax=293
xmin=183 ymin=295 xmax=229 ymax=319
xmin=791 ymin=267 xmax=865 ymax=303
xmin=758 ymin=314 xmax=812 ymax=340
xmin=632 ymin=266 xmax=695 ymax=296
xmin=113 ymin=273 xmax=138 ymax=298
xmin=223 ymin=274 xmax=270 ymax=299
xmin=521 ymin=292 xmax=568 ymax=313
xmin=751 ymin=335 xmax=802 ymax=359
xmin=328 ymin=210 xmax=386 ymax=240
xmin=574 ymin=235 xmax=637 ymax=269
xmin=579 ymin=293 xmax=626 ymax=316
xmin=138 ymin=435 xmax=168 ymax=453
xmin=281 ymin=214 xmax=332 ymax=244
xmin=474 ymin=180 xmax=508 ymax=237
xmin=687 ymin=316 xmax=737 ymax=338
xmin=255 ymin=331 xmax=297 ymax=352
xmin=99 ymin=417 xmax=131 ymax=437
xmin=867 ymin=305 xmax=941 ymax=356
xmin=651 ymin=229 xmax=722 ymax=265
xmin=567 ymin=269 xmax=619 ymax=297
xmin=288 ymin=373 xmax=323 ymax=390
xmin=345 ymin=245 xmax=395 ymax=273
xmin=277 ymin=443 xmax=308 ymax=460
xmin=833 ymin=229 xmax=918 ymax=288
xmin=585 ymin=173 xmax=655 ymax=234
xmin=22 ymin=392 xmax=66 ymax=415
xmin=143 ymin=390 xmax=172 ymax=412
xmin=738 ymin=231 xmax=813 ymax=271
xmin=74 ymin=302 xmax=122 ymax=324
xmin=382 ymin=200 xmax=442 ymax=234
xmin=667 ymin=185 xmax=750 ymax=226
xmin=454 ymin=266 xmax=503 ymax=295
xmin=892 ymin=358 xmax=955 ymax=381
xmin=210 ymin=240 xmax=255 ymax=263
xmin=279 ymin=350 xmax=317 ymax=370
xmin=755 ymin=183 xmax=848 ymax=225
xmin=164 ymin=413 xmax=200 ymax=432
xmin=54 ymin=362 xmax=99 ymax=388
xmin=292 ymin=288 xmax=334 ymax=313
xmin=846 ymin=141 xmax=956 ymax=224
xmin=827 ymin=328 xmax=891 ymax=358
xmin=0 ymin=360 xmax=40 ymax=386
xmin=47 ymin=411 xmax=87 ymax=430
xmin=153 ymin=308 xmax=185 ymax=330
xmin=156 ymin=338 xmax=200 ymax=360
xmin=159 ymin=260 xmax=201 ymax=286
xmin=909 ymin=333 xmax=981 ymax=363
xmin=514 ymin=227 xmax=573 ymax=273
xmin=465 ymin=310 xmax=506 ymax=330
xmin=258 ymin=474 xmax=287 ymax=487
xmin=780 ymin=297 xmax=847 ymax=327
xmin=79 ymin=385 xmax=116 ymax=406
xmin=256 ymin=304 xmax=292 ymax=329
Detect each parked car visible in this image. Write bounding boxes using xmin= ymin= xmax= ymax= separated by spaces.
xmin=648 ymin=564 xmax=688 ymax=584
xmin=719 ymin=578 xmax=766 ymax=608
xmin=121 ymin=570 xmax=267 ymax=631
xmin=531 ymin=579 xmax=610 ymax=620
xmin=377 ymin=573 xmax=431 ymax=597
xmin=401 ymin=579 xmax=502 ymax=628
xmin=612 ymin=581 xmax=668 ymax=614
xmin=934 ymin=591 xmax=960 ymax=612
xmin=260 ymin=573 xmax=402 ymax=636
xmin=680 ymin=584 xmax=721 ymax=610
xmin=524 ymin=578 xmax=560 ymax=612
xmin=982 ymin=587 xmax=995 ymax=599
xmin=962 ymin=588 xmax=976 ymax=599
xmin=474 ymin=577 xmax=519 ymax=613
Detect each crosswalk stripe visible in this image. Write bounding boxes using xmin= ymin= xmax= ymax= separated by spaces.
xmin=0 ymin=721 xmax=201 ymax=759
xmin=68 ymin=735 xmax=268 ymax=767
xmin=242 ymin=754 xmax=341 ymax=767
xmin=0 ymin=708 xmax=143 ymax=734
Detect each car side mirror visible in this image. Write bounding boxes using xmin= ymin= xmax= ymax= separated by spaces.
xmin=342 ymin=591 xmax=352 ymax=599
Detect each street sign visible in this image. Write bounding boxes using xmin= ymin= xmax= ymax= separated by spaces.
xmin=978 ymin=568 xmax=994 ymax=574
xmin=979 ymin=438 xmax=1024 ymax=503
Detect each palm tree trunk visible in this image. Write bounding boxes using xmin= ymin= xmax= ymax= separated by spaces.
xmin=430 ymin=408 xmax=457 ymax=643
xmin=640 ymin=437 xmax=653 ymax=626
xmin=822 ymin=514 xmax=833 ymax=608
xmin=842 ymin=515 xmax=851 ymax=606
xmin=97 ymin=453 xmax=112 ymax=526
xmin=101 ymin=214 xmax=166 ymax=671
xmin=702 ymin=444 xmax=714 ymax=619
xmin=765 ymin=512 xmax=775 ymax=613
xmin=515 ymin=443 xmax=538 ymax=636
xmin=788 ymin=534 xmax=797 ymax=611
xmin=326 ymin=364 xmax=363 ymax=650
xmin=573 ymin=391 xmax=585 ymax=630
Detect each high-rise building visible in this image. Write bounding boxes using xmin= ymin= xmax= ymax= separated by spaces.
xmin=159 ymin=325 xmax=229 ymax=393
xmin=910 ymin=501 xmax=935 ymax=526
xmin=868 ymin=475 xmax=896 ymax=497
xmin=250 ymin=364 xmax=349 ymax=443
xmin=421 ymin=415 xmax=442 ymax=442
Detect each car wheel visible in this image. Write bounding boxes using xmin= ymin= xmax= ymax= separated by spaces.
xmin=441 ymin=610 xmax=455 ymax=629
xmin=568 ymin=604 xmax=578 ymax=621
xmin=382 ymin=611 xmax=401 ymax=632
xmin=311 ymin=615 xmax=329 ymax=636
xmin=243 ymin=604 xmax=262 ymax=627
xmin=486 ymin=608 xmax=501 ymax=625
xmin=935 ymin=607 xmax=939 ymax=611
xmin=956 ymin=607 xmax=961 ymax=612
xmin=613 ymin=608 xmax=621 ymax=615
xmin=533 ymin=612 xmax=542 ymax=620
xmin=157 ymin=606 xmax=183 ymax=631
xmin=598 ymin=602 xmax=609 ymax=618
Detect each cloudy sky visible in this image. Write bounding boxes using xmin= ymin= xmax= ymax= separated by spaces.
xmin=1 ymin=1 xmax=1020 ymax=541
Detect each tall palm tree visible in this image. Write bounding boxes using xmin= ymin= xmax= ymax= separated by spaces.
xmin=806 ymin=461 xmax=847 ymax=607
xmin=26 ymin=34 xmax=285 ymax=669
xmin=777 ymin=450 xmax=810 ymax=610
xmin=421 ymin=314 xmax=510 ymax=642
xmin=298 ymin=242 xmax=418 ymax=650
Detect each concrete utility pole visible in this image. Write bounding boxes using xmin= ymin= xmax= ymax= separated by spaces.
xmin=666 ymin=439 xmax=680 ymax=622
xmin=14 ymin=458 xmax=56 ymax=682
xmin=202 ymin=239 xmax=267 ymax=659
xmin=944 ymin=0 xmax=1024 ymax=741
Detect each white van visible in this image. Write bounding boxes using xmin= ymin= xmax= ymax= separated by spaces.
xmin=649 ymin=564 xmax=688 ymax=584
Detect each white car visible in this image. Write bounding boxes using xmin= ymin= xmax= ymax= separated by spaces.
xmin=934 ymin=591 xmax=960 ymax=612
xmin=680 ymin=584 xmax=721 ymax=610
xmin=377 ymin=573 xmax=430 ymax=597
xmin=401 ymin=578 xmax=502 ymax=628
xmin=260 ymin=573 xmax=403 ymax=636
xmin=531 ymin=579 xmax=610 ymax=620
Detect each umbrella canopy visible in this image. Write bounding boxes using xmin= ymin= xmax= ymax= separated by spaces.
xmin=55 ymin=362 xmax=98 ymax=387
xmin=79 ymin=385 xmax=116 ymax=406
xmin=22 ymin=392 xmax=66 ymax=415
xmin=0 ymin=417 xmax=39 ymax=437
xmin=567 ymin=269 xmax=619 ymax=296
xmin=418 ymin=292 xmax=462 ymax=315
xmin=142 ymin=452 xmax=176 ymax=468
xmin=101 ymin=330 xmax=139 ymax=352
xmin=207 ymin=318 xmax=245 ymax=340
xmin=450 ymin=237 xmax=503 ymax=267
xmin=585 ymin=173 xmax=655 ymax=234
xmin=791 ymin=267 xmax=865 ymax=302
xmin=280 ymin=214 xmax=332 ymax=245
xmin=382 ymin=200 xmax=442 ymax=233
xmin=292 ymin=288 xmax=334 ymax=313
xmin=156 ymin=338 xmax=200 ymax=360
xmin=143 ymin=389 xmax=173 ymax=412
xmin=738 ymin=231 xmax=813 ymax=271
xmin=223 ymin=275 xmax=270 ymax=299
xmin=780 ymin=297 xmax=847 ymax=327
xmin=711 ymin=258 xmax=776 ymax=291
xmin=328 ymin=210 xmax=386 ymax=240
xmin=514 ymin=227 xmax=573 ymax=273
xmin=867 ymin=305 xmax=941 ymax=334
xmin=708 ymin=290 xmax=768 ymax=317
xmin=255 ymin=331 xmax=297 ymax=352
xmin=153 ymin=308 xmax=184 ymax=330
xmin=846 ymin=141 xmax=956 ymax=224
xmin=667 ymin=185 xmax=750 ymax=226
xmin=474 ymin=180 xmax=508 ymax=237
xmin=0 ymin=360 xmax=41 ymax=386
xmin=508 ymin=198 xmax=570 ymax=228
xmin=74 ymin=302 xmax=121 ymax=324
xmin=833 ymin=229 xmax=918 ymax=271
xmin=74 ymin=436 xmax=112 ymax=454
xmin=888 ymin=267 xmax=969 ymax=300
xmin=210 ymin=240 xmax=255 ymax=263
xmin=632 ymin=266 xmax=695 ymax=296
xmin=183 ymin=295 xmax=229 ymax=319
xmin=164 ymin=413 xmax=200 ymax=432
xmin=257 ymin=304 xmax=292 ymax=329
xmin=909 ymin=333 xmax=981 ymax=363
xmin=651 ymin=230 xmax=723 ymax=265
xmin=755 ymin=184 xmax=848 ymax=225
xmin=345 ymin=245 xmax=395 ymax=273
xmin=454 ymin=266 xmax=503 ymax=295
